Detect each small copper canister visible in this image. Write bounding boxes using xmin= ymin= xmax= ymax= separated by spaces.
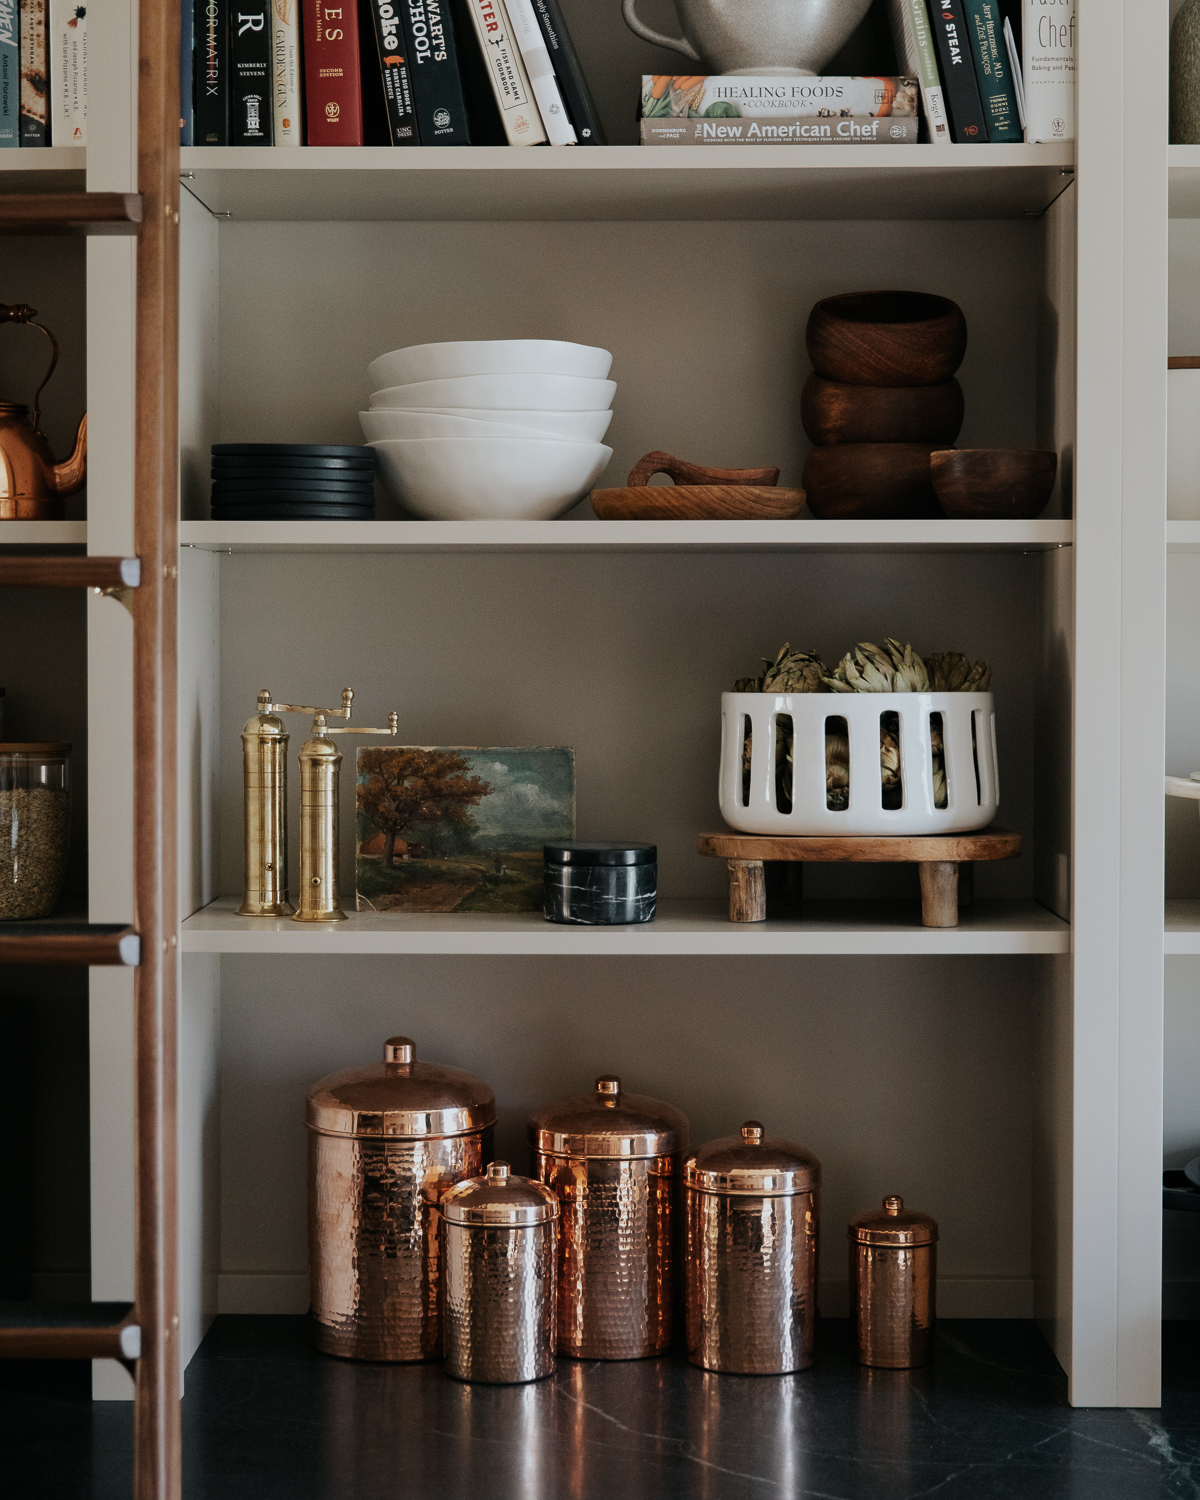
xmin=440 ymin=1161 xmax=559 ymax=1384
xmin=685 ymin=1120 xmax=821 ymax=1375
xmin=529 ymin=1074 xmax=688 ymax=1359
xmin=305 ymin=1035 xmax=495 ymax=1361
xmin=849 ymin=1195 xmax=938 ymax=1368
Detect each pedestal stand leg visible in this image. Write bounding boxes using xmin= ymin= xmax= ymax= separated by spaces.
xmin=766 ymin=861 xmax=803 ymax=907
xmin=919 ymin=862 xmax=960 ymax=928
xmin=958 ymin=861 xmax=974 ymax=909
xmin=727 ymin=859 xmax=766 ymax=923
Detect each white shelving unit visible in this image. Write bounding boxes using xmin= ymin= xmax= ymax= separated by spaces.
xmin=3 ymin=0 xmax=1172 ymax=1421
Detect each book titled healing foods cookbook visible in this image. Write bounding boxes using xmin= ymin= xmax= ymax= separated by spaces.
xmin=639 ymin=76 xmax=919 ymax=145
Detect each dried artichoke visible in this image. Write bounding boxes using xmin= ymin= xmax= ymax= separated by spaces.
xmin=761 ymin=644 xmax=827 ymax=694
xmin=925 ymin=651 xmax=992 ymax=692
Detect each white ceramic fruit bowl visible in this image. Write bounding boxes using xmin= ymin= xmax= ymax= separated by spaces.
xmin=368 ymin=340 xmax=613 ymax=389
xmin=369 ymin=373 xmax=617 ymax=413
xmin=396 ymin=407 xmax=614 ymax=440
xmin=370 ymin=437 xmax=613 ymax=521
xmin=359 ymin=408 xmax=613 ymax=443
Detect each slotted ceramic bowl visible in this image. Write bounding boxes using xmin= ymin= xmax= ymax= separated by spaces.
xmin=368 ymin=340 xmax=613 ymax=389
xmin=370 ymin=436 xmax=612 ymax=520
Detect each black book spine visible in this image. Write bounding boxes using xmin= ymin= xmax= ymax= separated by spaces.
xmin=195 ymin=0 xmax=229 ymax=144
xmin=180 ymin=0 xmax=195 ymax=144
xmin=398 ymin=0 xmax=471 ymax=144
xmin=529 ymin=0 xmax=603 ymax=143
xmin=925 ymin=0 xmax=986 ymax=140
xmin=232 ymin=1 xmax=274 ymax=144
xmin=367 ymin=0 xmax=420 ymax=144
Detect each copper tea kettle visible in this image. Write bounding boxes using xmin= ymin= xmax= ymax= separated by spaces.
xmin=0 ymin=302 xmax=87 ymax=520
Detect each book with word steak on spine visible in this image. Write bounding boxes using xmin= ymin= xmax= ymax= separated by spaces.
xmin=48 ymin=0 xmax=84 ymax=144
xmin=303 ymin=0 xmax=364 ymax=143
xmin=639 ymin=76 xmax=919 ymax=145
xmin=886 ymin=0 xmax=950 ymax=144
xmin=0 ymin=0 xmax=18 ymax=147
xmin=459 ymin=0 xmax=545 ymax=145
xmin=529 ymin=0 xmax=603 ymax=142
xmin=232 ymin=1 xmax=273 ymax=143
xmin=196 ymin=0 xmax=230 ymax=144
xmin=1022 ymin=0 xmax=1073 ymax=141
xmin=19 ymin=0 xmax=47 ymax=145
xmin=271 ymin=0 xmax=302 ymax=143
xmin=366 ymin=0 xmax=418 ymax=144
xmin=398 ymin=0 xmax=470 ymax=143
xmin=925 ymin=0 xmax=986 ymax=140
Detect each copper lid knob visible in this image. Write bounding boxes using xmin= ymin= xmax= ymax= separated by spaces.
xmin=741 ymin=1121 xmax=764 ymax=1145
xmin=384 ymin=1036 xmax=415 ymax=1064
xmin=488 ymin=1161 xmax=510 ymax=1183
xmin=885 ymin=1195 xmax=903 ymax=1216
xmin=596 ymin=1076 xmax=621 ymax=1103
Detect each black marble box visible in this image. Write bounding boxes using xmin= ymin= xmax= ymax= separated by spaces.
xmin=543 ymin=842 xmax=657 ymax=925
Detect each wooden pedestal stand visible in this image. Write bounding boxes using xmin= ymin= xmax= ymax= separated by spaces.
xmin=697 ymin=829 xmax=1022 ymax=928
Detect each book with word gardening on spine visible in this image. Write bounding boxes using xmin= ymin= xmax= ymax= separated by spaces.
xmin=639 ymin=76 xmax=919 ymax=145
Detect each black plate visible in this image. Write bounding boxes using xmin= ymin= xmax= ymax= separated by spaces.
xmin=211 ymin=478 xmax=375 ymax=494
xmin=210 ymin=488 xmax=375 ymax=505
xmin=211 ymin=466 xmax=375 ymax=483
xmin=210 ymin=503 xmax=375 ymax=520
xmin=212 ymin=443 xmax=372 ymax=460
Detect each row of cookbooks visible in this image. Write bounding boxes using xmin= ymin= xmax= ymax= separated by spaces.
xmin=183 ymin=0 xmax=605 ymax=147
xmin=0 ymin=0 xmax=85 ymax=147
xmin=640 ymin=0 xmax=1075 ymax=147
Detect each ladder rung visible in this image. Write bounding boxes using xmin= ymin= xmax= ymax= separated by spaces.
xmin=0 ymin=1301 xmax=140 ymax=1360
xmin=0 ymin=192 xmax=143 ymax=236
xmin=0 ymin=556 xmax=140 ymax=590
xmin=0 ymin=923 xmax=140 ymax=966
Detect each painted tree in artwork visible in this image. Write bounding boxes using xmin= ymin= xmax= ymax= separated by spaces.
xmin=358 ymin=748 xmax=493 ymax=869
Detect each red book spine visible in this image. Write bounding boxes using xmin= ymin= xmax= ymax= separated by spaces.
xmin=302 ymin=0 xmax=364 ymax=144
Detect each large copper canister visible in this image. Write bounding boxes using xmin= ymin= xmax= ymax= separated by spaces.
xmin=440 ymin=1161 xmax=559 ymax=1384
xmin=849 ymin=1195 xmax=938 ymax=1368
xmin=305 ymin=1035 xmax=495 ymax=1361
xmin=529 ymin=1074 xmax=688 ymax=1360
xmin=684 ymin=1120 xmax=821 ymax=1375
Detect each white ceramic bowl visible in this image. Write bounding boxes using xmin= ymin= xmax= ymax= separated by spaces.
xmin=369 ymin=373 xmax=617 ymax=413
xmin=359 ymin=408 xmax=613 ymax=443
xmin=370 ymin=437 xmax=612 ymax=521
xmin=368 ymin=340 xmax=613 ymax=390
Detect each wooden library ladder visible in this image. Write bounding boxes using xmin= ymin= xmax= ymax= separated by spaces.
xmin=0 ymin=0 xmax=182 ymax=1492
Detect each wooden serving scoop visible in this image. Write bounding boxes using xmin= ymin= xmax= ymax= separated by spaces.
xmin=591 ymin=451 xmax=805 ymax=521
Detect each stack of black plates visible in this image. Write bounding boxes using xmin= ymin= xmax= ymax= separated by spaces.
xmin=210 ymin=444 xmax=376 ymax=520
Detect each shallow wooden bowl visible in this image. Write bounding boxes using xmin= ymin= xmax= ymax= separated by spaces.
xmin=802 ymin=443 xmax=940 ymax=520
xmin=801 ymin=375 xmax=964 ymax=445
xmin=806 ymin=291 xmax=967 ymax=387
xmin=931 ymin=448 xmax=1057 ymax=519
xmin=591 ymin=484 xmax=805 ymax=520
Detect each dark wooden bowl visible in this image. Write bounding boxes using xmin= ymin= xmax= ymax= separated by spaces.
xmin=806 ymin=291 xmax=968 ymax=387
xmin=802 ymin=443 xmax=940 ymax=520
xmin=801 ymin=375 xmax=964 ymax=445
xmin=930 ymin=449 xmax=1057 ymax=519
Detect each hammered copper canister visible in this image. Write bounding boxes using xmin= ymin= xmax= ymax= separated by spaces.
xmin=440 ymin=1161 xmax=559 ymax=1384
xmin=849 ymin=1195 xmax=938 ymax=1368
xmin=684 ymin=1120 xmax=821 ymax=1375
xmin=529 ymin=1074 xmax=688 ymax=1360
xmin=305 ymin=1035 xmax=495 ymax=1361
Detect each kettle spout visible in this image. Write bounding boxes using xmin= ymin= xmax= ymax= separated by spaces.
xmin=53 ymin=411 xmax=87 ymax=495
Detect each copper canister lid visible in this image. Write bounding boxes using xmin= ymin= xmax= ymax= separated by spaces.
xmin=305 ymin=1036 xmax=496 ymax=1139
xmin=528 ymin=1075 xmax=689 ymax=1158
xmin=849 ymin=1195 xmax=938 ymax=1247
xmin=685 ymin=1120 xmax=821 ymax=1196
xmin=440 ymin=1161 xmax=560 ymax=1226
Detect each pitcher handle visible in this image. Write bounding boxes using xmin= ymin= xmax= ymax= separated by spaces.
xmin=622 ymin=0 xmax=700 ymax=60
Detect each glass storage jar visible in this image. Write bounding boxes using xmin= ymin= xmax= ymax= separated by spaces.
xmin=0 ymin=742 xmax=71 ymax=920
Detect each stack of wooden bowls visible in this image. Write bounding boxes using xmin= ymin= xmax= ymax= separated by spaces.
xmin=801 ymin=291 xmax=967 ymax=520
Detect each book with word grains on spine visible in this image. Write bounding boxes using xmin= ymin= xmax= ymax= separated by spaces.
xmin=639 ymin=76 xmax=919 ymax=145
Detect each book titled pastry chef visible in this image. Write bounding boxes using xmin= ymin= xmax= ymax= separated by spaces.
xmin=639 ymin=76 xmax=919 ymax=145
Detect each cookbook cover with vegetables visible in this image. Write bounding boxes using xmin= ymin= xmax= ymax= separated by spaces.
xmin=640 ymin=75 xmax=918 ymax=120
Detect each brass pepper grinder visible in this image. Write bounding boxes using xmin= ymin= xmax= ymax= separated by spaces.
xmin=237 ymin=687 xmax=354 ymax=917
xmin=294 ymin=707 xmax=398 ymax=923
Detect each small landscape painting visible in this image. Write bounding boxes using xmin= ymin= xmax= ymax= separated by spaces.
xmin=356 ymin=746 xmax=576 ymax=913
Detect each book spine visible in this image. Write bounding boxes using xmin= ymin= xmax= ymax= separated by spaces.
xmin=885 ymin=0 xmax=950 ymax=144
xmin=271 ymin=0 xmax=301 ymax=143
xmin=180 ymin=0 xmax=195 ymax=144
xmin=962 ymin=0 xmax=1020 ymax=139
xmin=302 ymin=0 xmax=364 ymax=143
xmin=48 ymin=0 xmax=84 ymax=145
xmin=195 ymin=0 xmax=229 ymax=143
xmin=459 ymin=0 xmax=546 ymax=145
xmin=1004 ymin=13 xmax=1024 ymax=127
xmin=0 ymin=0 xmax=18 ymax=146
xmin=640 ymin=115 xmax=921 ymax=145
xmin=232 ymin=1 xmax=273 ymax=142
xmin=18 ymin=0 xmax=46 ymax=144
xmin=529 ymin=0 xmax=603 ymax=142
xmin=925 ymin=0 xmax=986 ymax=140
xmin=1022 ymin=0 xmax=1073 ymax=142
xmin=366 ymin=0 xmax=419 ymax=144
xmin=397 ymin=0 xmax=470 ymax=144
xmin=504 ymin=0 xmax=573 ymax=143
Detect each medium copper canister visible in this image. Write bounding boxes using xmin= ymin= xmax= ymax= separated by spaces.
xmin=440 ymin=1161 xmax=559 ymax=1384
xmin=849 ymin=1195 xmax=938 ymax=1368
xmin=305 ymin=1035 xmax=495 ymax=1361
xmin=529 ymin=1074 xmax=688 ymax=1359
xmin=685 ymin=1120 xmax=821 ymax=1375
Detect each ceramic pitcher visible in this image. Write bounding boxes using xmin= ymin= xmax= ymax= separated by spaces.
xmin=622 ymin=0 xmax=875 ymax=77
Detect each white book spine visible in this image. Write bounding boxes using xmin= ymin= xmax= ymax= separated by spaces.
xmin=885 ymin=0 xmax=952 ymax=145
xmin=463 ymin=0 xmax=547 ymax=146
xmin=48 ymin=0 xmax=84 ymax=145
xmin=505 ymin=0 xmax=575 ymax=144
xmin=1022 ymin=0 xmax=1075 ymax=142
xmin=271 ymin=0 xmax=301 ymax=145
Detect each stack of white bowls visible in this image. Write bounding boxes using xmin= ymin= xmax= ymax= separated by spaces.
xmin=361 ymin=340 xmax=615 ymax=521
